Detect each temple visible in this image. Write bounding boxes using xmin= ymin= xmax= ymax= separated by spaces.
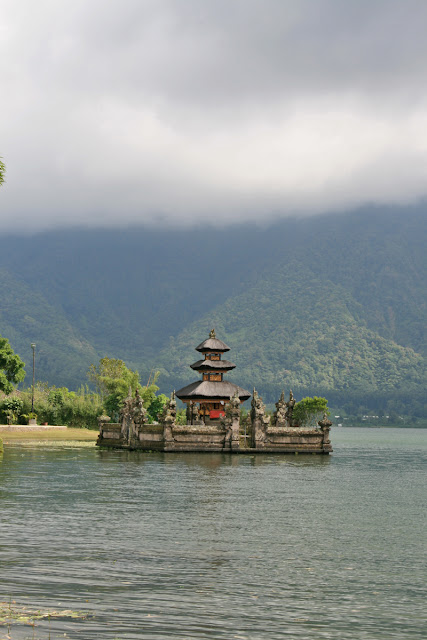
xmin=96 ymin=330 xmax=333 ymax=454
xmin=176 ymin=329 xmax=250 ymax=423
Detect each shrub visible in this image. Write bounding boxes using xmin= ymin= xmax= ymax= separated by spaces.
xmin=293 ymin=396 xmax=330 ymax=428
xmin=17 ymin=384 xmax=103 ymax=429
xmin=175 ymin=408 xmax=187 ymax=425
xmin=0 ymin=396 xmax=24 ymax=424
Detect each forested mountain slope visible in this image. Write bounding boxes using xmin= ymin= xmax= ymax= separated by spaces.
xmin=0 ymin=267 xmax=97 ymax=383
xmin=0 ymin=206 xmax=425 ymax=415
xmin=159 ymin=260 xmax=424 ymax=415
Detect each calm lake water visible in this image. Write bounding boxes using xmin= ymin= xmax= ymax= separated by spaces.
xmin=0 ymin=428 xmax=425 ymax=640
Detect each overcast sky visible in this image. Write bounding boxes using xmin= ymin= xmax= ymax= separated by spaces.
xmin=1 ymin=0 xmax=427 ymax=231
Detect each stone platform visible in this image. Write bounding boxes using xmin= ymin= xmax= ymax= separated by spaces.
xmin=97 ymin=390 xmax=333 ymax=455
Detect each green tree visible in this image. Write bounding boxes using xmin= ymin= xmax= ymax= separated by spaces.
xmin=147 ymin=393 xmax=169 ymax=422
xmin=46 ymin=386 xmax=67 ymax=425
xmin=0 ymin=335 xmax=26 ymax=395
xmin=88 ymin=357 xmax=140 ymax=418
xmin=175 ymin=408 xmax=187 ymax=425
xmin=87 ymin=357 xmax=161 ymax=420
xmin=0 ymin=157 xmax=5 ymax=187
xmin=293 ymin=396 xmax=330 ymax=428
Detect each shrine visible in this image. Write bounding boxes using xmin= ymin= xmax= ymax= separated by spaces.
xmin=96 ymin=330 xmax=333 ymax=454
xmin=175 ymin=329 xmax=250 ymax=423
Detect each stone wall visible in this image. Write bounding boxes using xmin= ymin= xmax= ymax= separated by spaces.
xmin=98 ymin=422 xmax=121 ymax=441
xmin=248 ymin=390 xmax=333 ymax=454
xmin=96 ymin=390 xmax=332 ymax=454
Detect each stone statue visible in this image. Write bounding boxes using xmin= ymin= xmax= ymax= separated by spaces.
xmin=132 ymin=388 xmax=147 ymax=428
xmin=169 ymin=390 xmax=177 ymax=421
xmin=273 ymin=390 xmax=287 ymax=428
xmin=220 ymin=410 xmax=233 ymax=446
xmin=221 ymin=391 xmax=241 ymax=450
xmin=162 ymin=392 xmax=177 ymax=442
xmin=318 ymin=412 xmax=332 ymax=444
xmin=228 ymin=391 xmax=241 ymax=420
xmin=250 ymin=389 xmax=263 ymax=422
xmin=119 ymin=387 xmax=134 ymax=443
xmin=117 ymin=387 xmax=150 ymax=445
xmin=209 ymin=328 xmax=216 ymax=339
xmin=285 ymin=390 xmax=296 ymax=427
xmin=318 ymin=412 xmax=332 ymax=429
xmin=190 ymin=402 xmax=202 ymax=425
xmin=250 ymin=388 xmax=270 ymax=447
xmin=162 ymin=392 xmax=177 ymax=424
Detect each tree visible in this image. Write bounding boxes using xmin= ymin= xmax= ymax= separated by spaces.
xmin=87 ymin=357 xmax=161 ymax=419
xmin=147 ymin=393 xmax=169 ymax=422
xmin=0 ymin=157 xmax=5 ymax=187
xmin=88 ymin=357 xmax=140 ymax=418
xmin=293 ymin=396 xmax=329 ymax=428
xmin=0 ymin=335 xmax=26 ymax=395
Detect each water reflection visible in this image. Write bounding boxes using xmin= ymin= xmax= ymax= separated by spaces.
xmin=96 ymin=449 xmax=332 ymax=470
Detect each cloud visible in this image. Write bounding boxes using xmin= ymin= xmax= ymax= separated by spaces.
xmin=1 ymin=0 xmax=427 ymax=230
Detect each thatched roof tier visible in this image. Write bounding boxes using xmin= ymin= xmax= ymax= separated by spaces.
xmin=195 ymin=337 xmax=230 ymax=353
xmin=190 ymin=359 xmax=236 ymax=372
xmin=176 ymin=380 xmax=250 ymax=402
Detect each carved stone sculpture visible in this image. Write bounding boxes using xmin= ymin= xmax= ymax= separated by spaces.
xmin=220 ymin=411 xmax=233 ymax=446
xmin=228 ymin=391 xmax=241 ymax=420
xmin=318 ymin=413 xmax=332 ymax=449
xmin=169 ymin=391 xmax=177 ymax=421
xmin=162 ymin=392 xmax=177 ymax=442
xmin=221 ymin=391 xmax=241 ymax=450
xmin=118 ymin=388 xmax=149 ymax=445
xmin=119 ymin=387 xmax=134 ymax=444
xmin=273 ymin=390 xmax=288 ymax=428
xmin=250 ymin=389 xmax=270 ymax=447
xmin=250 ymin=389 xmax=262 ymax=422
xmin=285 ymin=390 xmax=296 ymax=427
xmin=132 ymin=388 xmax=147 ymax=428
xmin=191 ymin=402 xmax=203 ymax=425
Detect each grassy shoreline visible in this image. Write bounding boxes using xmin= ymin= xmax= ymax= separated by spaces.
xmin=0 ymin=427 xmax=98 ymax=444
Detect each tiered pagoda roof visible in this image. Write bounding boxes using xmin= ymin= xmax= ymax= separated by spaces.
xmin=176 ymin=330 xmax=250 ymax=404
xmin=195 ymin=337 xmax=230 ymax=352
xmin=190 ymin=359 xmax=236 ymax=372
xmin=176 ymin=380 xmax=250 ymax=401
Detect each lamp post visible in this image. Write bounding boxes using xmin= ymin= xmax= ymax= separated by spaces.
xmin=31 ymin=343 xmax=36 ymax=412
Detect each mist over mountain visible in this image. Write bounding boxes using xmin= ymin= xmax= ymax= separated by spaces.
xmin=2 ymin=1 xmax=427 ymax=231
xmin=0 ymin=205 xmax=425 ymax=416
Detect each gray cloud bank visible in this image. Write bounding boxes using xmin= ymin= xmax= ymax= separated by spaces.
xmin=1 ymin=0 xmax=427 ymax=231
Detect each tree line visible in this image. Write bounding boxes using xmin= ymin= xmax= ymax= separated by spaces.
xmin=0 ymin=334 xmax=170 ymax=427
xmin=0 ymin=333 xmax=329 ymax=428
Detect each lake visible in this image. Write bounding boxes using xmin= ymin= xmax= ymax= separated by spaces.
xmin=0 ymin=428 xmax=425 ymax=639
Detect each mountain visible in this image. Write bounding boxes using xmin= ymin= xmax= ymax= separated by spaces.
xmin=0 ymin=205 xmax=426 ymax=416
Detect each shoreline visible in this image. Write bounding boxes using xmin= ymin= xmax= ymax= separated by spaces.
xmin=0 ymin=424 xmax=67 ymax=431
xmin=0 ymin=426 xmax=98 ymax=443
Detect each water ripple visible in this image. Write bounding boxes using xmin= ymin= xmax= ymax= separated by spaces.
xmin=0 ymin=428 xmax=425 ymax=639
